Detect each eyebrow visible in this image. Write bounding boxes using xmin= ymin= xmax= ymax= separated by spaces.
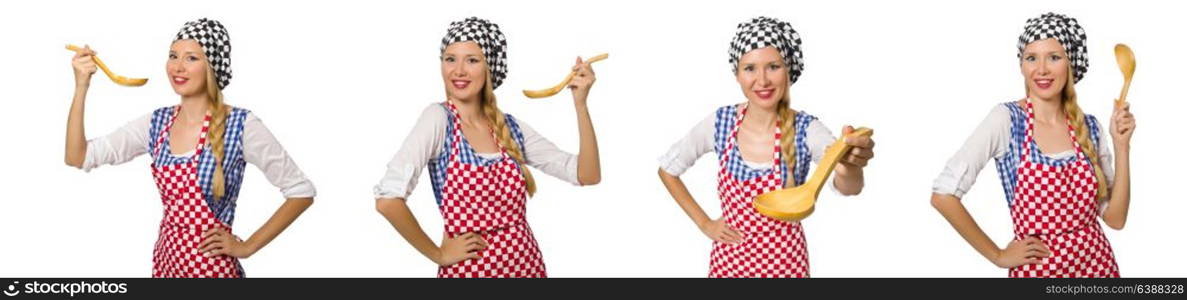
xmin=1023 ymin=51 xmax=1063 ymax=56
xmin=740 ymin=61 xmax=783 ymax=65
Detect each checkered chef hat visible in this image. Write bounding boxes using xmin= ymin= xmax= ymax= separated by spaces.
xmin=729 ymin=16 xmax=804 ymax=84
xmin=174 ymin=18 xmax=232 ymax=90
xmin=1017 ymin=12 xmax=1088 ymax=83
xmin=440 ymin=17 xmax=509 ymax=90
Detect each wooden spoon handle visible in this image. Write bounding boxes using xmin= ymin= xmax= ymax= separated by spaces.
xmin=1118 ymin=80 xmax=1131 ymax=108
xmin=585 ymin=53 xmax=609 ymax=64
xmin=554 ymin=53 xmax=609 ymax=88
xmin=802 ymin=127 xmax=874 ymax=197
xmin=523 ymin=53 xmax=609 ymax=98
xmin=66 ymin=44 xmax=117 ymax=82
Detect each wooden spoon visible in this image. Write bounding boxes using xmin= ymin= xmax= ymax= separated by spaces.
xmin=1114 ymin=44 xmax=1135 ymax=108
xmin=753 ymin=127 xmax=873 ymax=222
xmin=522 ymin=53 xmax=608 ymax=99
xmin=66 ymin=44 xmax=148 ymax=87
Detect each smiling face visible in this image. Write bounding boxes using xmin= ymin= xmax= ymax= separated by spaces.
xmin=1020 ymin=38 xmax=1070 ymax=101
xmin=440 ymin=41 xmax=488 ymax=102
xmin=736 ymin=46 xmax=789 ymax=110
xmin=166 ymin=39 xmax=210 ymax=97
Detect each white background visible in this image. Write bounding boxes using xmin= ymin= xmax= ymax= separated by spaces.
xmin=0 ymin=0 xmax=1182 ymax=277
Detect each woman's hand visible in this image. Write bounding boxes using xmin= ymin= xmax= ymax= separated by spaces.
xmin=71 ymin=45 xmax=97 ymax=88
xmin=434 ymin=232 xmax=488 ymax=267
xmin=833 ymin=125 xmax=874 ymax=195
xmin=699 ymin=218 xmax=743 ymax=244
xmin=1110 ymin=101 xmax=1135 ymax=152
xmin=568 ymin=56 xmax=596 ymax=106
xmin=992 ymin=236 xmax=1050 ymax=269
xmin=840 ymin=125 xmax=875 ymax=169
xmin=200 ymin=227 xmax=257 ymax=259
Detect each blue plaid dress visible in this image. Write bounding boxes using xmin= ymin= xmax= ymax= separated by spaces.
xmin=992 ymin=101 xmax=1103 ymax=206
xmin=425 ymin=103 xmax=529 ymax=206
xmin=148 ymin=106 xmax=250 ymax=226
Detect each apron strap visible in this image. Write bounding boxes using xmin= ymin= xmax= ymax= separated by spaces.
xmin=151 ymin=107 xmax=181 ymax=160
xmin=193 ymin=112 xmax=212 ymax=158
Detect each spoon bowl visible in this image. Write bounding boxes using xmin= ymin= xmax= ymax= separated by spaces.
xmin=754 ymin=127 xmax=873 ymax=222
xmin=1114 ymin=43 xmax=1135 ymax=108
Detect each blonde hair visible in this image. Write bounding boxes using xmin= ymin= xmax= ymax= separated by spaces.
xmin=205 ymin=65 xmax=230 ymax=200
xmin=1059 ymin=65 xmax=1109 ymax=202
xmin=478 ymin=69 xmax=537 ymax=197
xmin=775 ymin=95 xmax=797 ymax=188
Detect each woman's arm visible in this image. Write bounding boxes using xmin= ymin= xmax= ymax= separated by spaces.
xmin=375 ymin=198 xmax=486 ymax=266
xmin=200 ymin=198 xmax=313 ymax=258
xmin=1101 ymin=149 xmax=1130 ymax=230
xmin=659 ymin=168 xmax=741 ymax=244
xmin=1101 ymin=102 xmax=1135 ymax=230
xmin=659 ymin=168 xmax=710 ymax=229
xmin=568 ymin=56 xmax=601 ymax=185
xmin=65 ymin=46 xmax=97 ymax=168
xmin=377 ymin=198 xmax=444 ymax=263
xmin=931 ymin=193 xmax=1049 ymax=268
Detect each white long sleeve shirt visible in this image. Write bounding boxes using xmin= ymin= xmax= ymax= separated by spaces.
xmin=374 ymin=103 xmax=581 ymax=200
xmin=931 ymin=103 xmax=1114 ymax=200
xmin=81 ymin=111 xmax=316 ymax=198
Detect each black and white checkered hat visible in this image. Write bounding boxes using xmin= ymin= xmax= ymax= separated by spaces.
xmin=729 ymin=16 xmax=803 ymax=84
xmin=440 ymin=17 xmax=508 ymax=90
xmin=1017 ymin=12 xmax=1088 ymax=83
xmin=175 ymin=18 xmax=232 ymax=90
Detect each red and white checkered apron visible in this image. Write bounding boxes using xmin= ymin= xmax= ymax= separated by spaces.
xmin=436 ymin=101 xmax=546 ymax=278
xmin=1008 ymin=100 xmax=1118 ymax=278
xmin=149 ymin=107 xmax=242 ymax=278
xmin=709 ymin=105 xmax=809 ymax=278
